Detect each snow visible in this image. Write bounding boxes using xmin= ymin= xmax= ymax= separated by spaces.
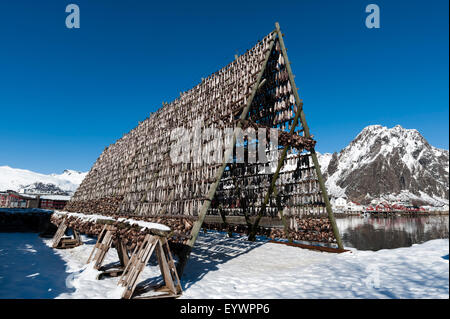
xmin=1 ymin=232 xmax=447 ymax=299
xmin=0 ymin=233 xmax=75 ymax=298
xmin=54 ymin=211 xmax=170 ymax=232
xmin=40 ymin=195 xmax=72 ymax=201
xmin=53 ymin=211 xmax=116 ymax=223
xmin=0 ymin=166 xmax=87 ymax=193
xmin=51 ymin=170 xmax=87 ymax=186
xmin=181 ymin=234 xmax=449 ymax=299
xmin=367 ymin=190 xmax=449 ymax=208
xmin=316 ymin=152 xmax=332 ymax=172
xmin=117 ymin=217 xmax=171 ymax=232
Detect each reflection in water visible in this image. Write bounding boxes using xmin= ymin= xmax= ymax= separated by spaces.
xmin=336 ymin=215 xmax=449 ymax=251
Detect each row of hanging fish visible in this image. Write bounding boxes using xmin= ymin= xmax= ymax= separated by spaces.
xmin=68 ymin=30 xmax=324 ymax=219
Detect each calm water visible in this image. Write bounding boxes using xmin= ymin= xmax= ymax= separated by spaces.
xmin=336 ymin=215 xmax=449 ymax=251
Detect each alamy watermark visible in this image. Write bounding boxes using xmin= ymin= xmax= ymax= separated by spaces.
xmin=365 ymin=4 xmax=380 ymax=29
xmin=343 ymin=261 xmax=382 ymax=291
xmin=64 ymin=4 xmax=379 ymax=30
xmin=65 ymin=4 xmax=80 ymax=29
xmin=363 ymin=264 xmax=381 ymax=289
xmin=169 ymin=119 xmax=279 ymax=165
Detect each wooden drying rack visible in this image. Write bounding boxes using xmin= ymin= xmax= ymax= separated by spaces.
xmin=52 ymin=218 xmax=82 ymax=249
xmin=52 ymin=219 xmax=182 ymax=299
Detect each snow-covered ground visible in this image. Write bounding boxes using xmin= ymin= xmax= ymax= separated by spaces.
xmin=0 ymin=232 xmax=448 ymax=299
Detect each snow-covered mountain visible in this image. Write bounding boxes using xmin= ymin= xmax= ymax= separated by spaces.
xmin=0 ymin=166 xmax=87 ymax=195
xmin=318 ymin=125 xmax=449 ymax=207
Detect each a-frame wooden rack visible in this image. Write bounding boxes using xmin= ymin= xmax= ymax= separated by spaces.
xmin=119 ymin=234 xmax=182 ymax=299
xmin=176 ymin=22 xmax=344 ymax=275
xmin=87 ymin=224 xmax=182 ymax=299
xmin=52 ymin=218 xmax=82 ymax=249
xmin=86 ymin=224 xmax=130 ymax=279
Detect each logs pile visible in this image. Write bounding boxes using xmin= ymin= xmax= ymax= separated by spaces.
xmin=64 ymin=196 xmax=123 ymax=214
xmin=50 ymin=213 xmax=195 ymax=251
xmin=202 ymin=216 xmax=336 ymax=244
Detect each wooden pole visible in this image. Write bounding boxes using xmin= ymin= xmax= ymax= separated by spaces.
xmin=273 ymin=186 xmax=292 ymax=242
xmin=176 ymin=33 xmax=277 ymax=276
xmin=247 ymin=96 xmax=303 ymax=240
xmin=218 ymin=205 xmax=233 ymax=237
xmin=273 ymin=22 xmax=343 ymax=249
xmin=247 ymin=30 xmax=306 ymax=240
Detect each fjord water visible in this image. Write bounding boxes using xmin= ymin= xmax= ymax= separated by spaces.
xmin=336 ymin=215 xmax=449 ymax=250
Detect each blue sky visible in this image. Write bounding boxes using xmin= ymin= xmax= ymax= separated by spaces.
xmin=0 ymin=0 xmax=448 ymax=174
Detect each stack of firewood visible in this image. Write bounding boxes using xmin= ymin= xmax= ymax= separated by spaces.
xmin=291 ymin=217 xmax=332 ymax=232
xmin=50 ymin=213 xmax=196 ymax=248
xmin=201 ymin=216 xmax=336 ymax=244
xmin=64 ymin=196 xmax=124 ymax=214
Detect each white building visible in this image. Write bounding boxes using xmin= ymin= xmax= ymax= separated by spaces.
xmin=334 ymin=197 xmax=347 ymax=211
xmin=347 ymin=201 xmax=364 ymax=212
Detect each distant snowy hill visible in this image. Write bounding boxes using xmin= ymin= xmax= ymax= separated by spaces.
xmin=0 ymin=166 xmax=87 ymax=195
xmin=317 ymin=125 xmax=449 ymax=207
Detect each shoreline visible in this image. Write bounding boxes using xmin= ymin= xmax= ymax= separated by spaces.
xmin=334 ymin=210 xmax=449 ymax=217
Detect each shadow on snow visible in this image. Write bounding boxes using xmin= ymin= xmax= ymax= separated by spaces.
xmin=0 ymin=233 xmax=75 ymax=298
xmin=181 ymin=230 xmax=266 ymax=290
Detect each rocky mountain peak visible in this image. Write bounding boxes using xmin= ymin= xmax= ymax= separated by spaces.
xmin=318 ymin=125 xmax=449 ymax=207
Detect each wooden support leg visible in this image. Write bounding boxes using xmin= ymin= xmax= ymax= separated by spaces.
xmin=118 ymin=235 xmax=183 ymax=299
xmin=116 ymin=237 xmax=130 ymax=267
xmin=156 ymin=240 xmax=176 ymax=295
xmin=273 ymin=186 xmax=292 ymax=243
xmin=73 ymin=229 xmax=81 ymax=245
xmin=274 ymin=22 xmax=343 ymax=249
xmin=52 ymin=220 xmax=67 ymax=248
xmin=118 ymin=244 xmax=140 ymax=286
xmin=96 ymin=236 xmax=131 ymax=280
xmin=219 ymin=205 xmax=233 ymax=237
xmin=161 ymin=238 xmax=182 ymax=294
xmin=120 ymin=235 xmax=158 ymax=299
xmin=93 ymin=228 xmax=114 ymax=270
xmin=87 ymin=224 xmax=109 ymax=264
